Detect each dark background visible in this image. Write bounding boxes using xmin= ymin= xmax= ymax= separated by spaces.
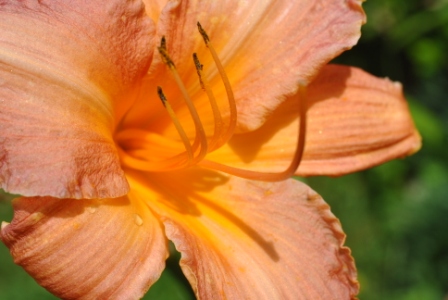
xmin=1 ymin=0 xmax=447 ymax=299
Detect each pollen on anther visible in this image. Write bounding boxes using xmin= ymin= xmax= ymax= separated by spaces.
xmin=158 ymin=36 xmax=175 ymax=68
xmin=160 ymin=36 xmax=167 ymax=51
xmin=193 ymin=53 xmax=205 ymax=89
xmin=157 ymin=86 xmax=167 ymax=107
xmin=197 ymin=22 xmax=210 ymax=44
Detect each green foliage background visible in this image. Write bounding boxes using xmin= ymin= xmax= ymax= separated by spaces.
xmin=1 ymin=0 xmax=447 ymax=299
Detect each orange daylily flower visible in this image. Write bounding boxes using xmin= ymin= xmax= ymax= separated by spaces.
xmin=0 ymin=1 xmax=420 ymax=299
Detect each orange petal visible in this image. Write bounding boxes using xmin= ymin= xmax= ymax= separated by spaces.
xmin=206 ymin=65 xmax=421 ymax=177
xmin=129 ymin=169 xmax=359 ymax=299
xmin=0 ymin=194 xmax=168 ymax=299
xmin=141 ymin=0 xmax=365 ymax=132
xmin=0 ymin=1 xmax=155 ymax=198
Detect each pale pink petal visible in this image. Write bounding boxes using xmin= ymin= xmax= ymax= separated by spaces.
xmin=0 ymin=1 xmax=155 ymax=198
xmin=135 ymin=0 xmax=366 ymax=132
xmin=1 ymin=194 xmax=168 ymax=299
xmin=206 ymin=65 xmax=421 ymax=176
xmin=129 ymin=169 xmax=359 ymax=299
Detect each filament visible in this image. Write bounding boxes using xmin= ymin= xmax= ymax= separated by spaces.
xmin=199 ymin=85 xmax=308 ymax=181
xmin=158 ymin=37 xmax=209 ymax=163
xmin=157 ymin=86 xmax=194 ymax=161
xmin=193 ymin=53 xmax=224 ymax=149
xmin=197 ymin=22 xmax=237 ymax=145
xmin=118 ymin=24 xmax=305 ymax=179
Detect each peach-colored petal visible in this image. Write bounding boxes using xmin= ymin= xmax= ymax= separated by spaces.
xmin=0 ymin=1 xmax=155 ymax=198
xmin=143 ymin=0 xmax=169 ymax=22
xmin=133 ymin=0 xmax=365 ymax=133
xmin=206 ymin=65 xmax=421 ymax=177
xmin=129 ymin=169 xmax=358 ymax=299
xmin=0 ymin=194 xmax=168 ymax=299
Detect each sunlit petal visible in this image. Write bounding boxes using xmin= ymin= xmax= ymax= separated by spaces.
xmin=129 ymin=168 xmax=358 ymax=299
xmin=0 ymin=1 xmax=422 ymax=299
xmin=207 ymin=65 xmax=421 ymax=176
xmin=0 ymin=1 xmax=155 ymax=198
xmin=0 ymin=194 xmax=168 ymax=300
xmin=127 ymin=0 xmax=366 ymax=132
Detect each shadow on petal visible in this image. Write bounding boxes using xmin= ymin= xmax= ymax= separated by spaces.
xmin=129 ymin=168 xmax=279 ymax=261
xmin=227 ymin=67 xmax=349 ymax=163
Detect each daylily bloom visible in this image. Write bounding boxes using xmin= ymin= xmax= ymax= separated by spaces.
xmin=0 ymin=0 xmax=420 ymax=299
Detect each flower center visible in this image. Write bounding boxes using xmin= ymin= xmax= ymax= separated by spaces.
xmin=115 ymin=23 xmax=307 ymax=182
xmin=115 ymin=23 xmax=237 ymax=172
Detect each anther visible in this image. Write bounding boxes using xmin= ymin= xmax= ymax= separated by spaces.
xmin=160 ymin=36 xmax=167 ymax=51
xmin=157 ymin=85 xmax=167 ymax=107
xmin=158 ymin=36 xmax=175 ymax=68
xmin=193 ymin=53 xmax=205 ymax=89
xmin=197 ymin=22 xmax=210 ymax=45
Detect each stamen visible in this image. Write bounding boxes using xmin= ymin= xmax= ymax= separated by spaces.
xmin=158 ymin=37 xmax=209 ymax=162
xmin=199 ymin=85 xmax=308 ymax=181
xmin=118 ymin=28 xmax=239 ymax=172
xmin=193 ymin=53 xmax=224 ymax=149
xmin=157 ymin=86 xmax=194 ymax=161
xmin=197 ymin=22 xmax=237 ymax=145
xmin=160 ymin=36 xmax=167 ymax=52
xmin=158 ymin=36 xmax=175 ymax=68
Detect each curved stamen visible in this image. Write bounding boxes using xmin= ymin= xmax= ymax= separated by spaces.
xmin=157 ymin=86 xmax=194 ymax=161
xmin=193 ymin=53 xmax=224 ymax=150
xmin=199 ymin=85 xmax=308 ymax=181
xmin=197 ymin=22 xmax=237 ymax=146
xmin=158 ymin=38 xmax=209 ymax=163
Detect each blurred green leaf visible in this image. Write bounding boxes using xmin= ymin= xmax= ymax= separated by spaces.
xmin=408 ymin=38 xmax=446 ymax=77
xmin=144 ymin=266 xmax=195 ymax=300
xmin=144 ymin=243 xmax=195 ymax=299
xmin=408 ymin=99 xmax=445 ymax=150
xmin=387 ymin=4 xmax=448 ymax=51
